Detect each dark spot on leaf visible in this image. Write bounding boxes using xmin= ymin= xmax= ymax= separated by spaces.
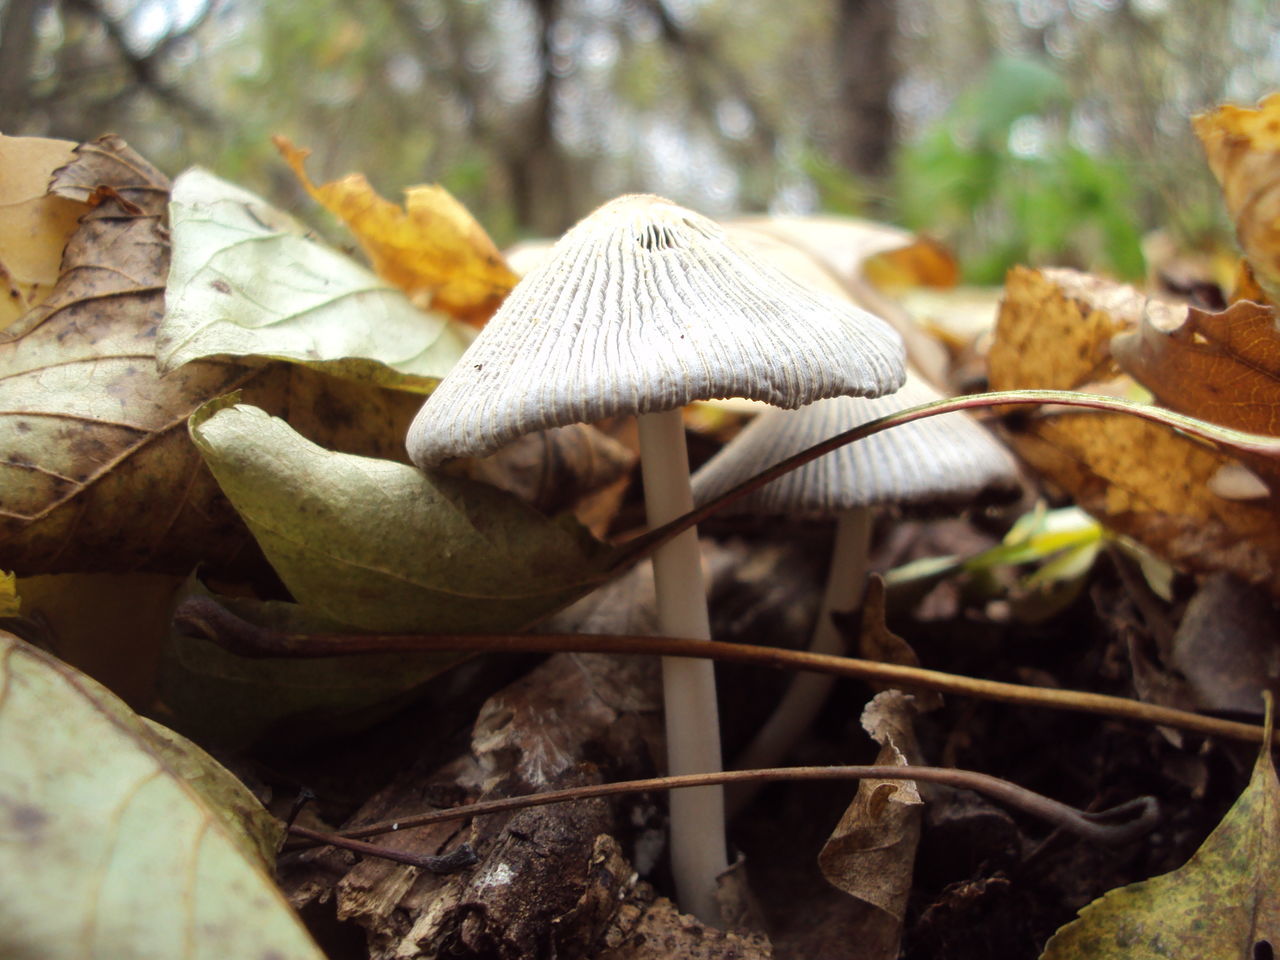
xmin=211 ymin=279 xmax=232 ymax=294
xmin=2 ymin=799 xmax=48 ymax=840
xmin=475 ymin=364 xmax=483 ymax=371
xmin=14 ymin=421 xmax=31 ymax=434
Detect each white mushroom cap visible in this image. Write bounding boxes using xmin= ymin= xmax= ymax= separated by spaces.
xmin=691 ymin=373 xmax=1021 ymax=516
xmin=407 ymin=195 xmax=906 ymax=467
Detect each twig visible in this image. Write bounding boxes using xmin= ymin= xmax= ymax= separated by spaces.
xmin=285 ymin=825 xmax=478 ymax=873
xmin=323 ymin=766 xmax=1157 ymax=846
xmin=175 ymin=595 xmax=1273 ymax=747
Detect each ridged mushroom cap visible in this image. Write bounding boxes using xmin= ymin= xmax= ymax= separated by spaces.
xmin=407 ymin=195 xmax=906 ymax=466
xmin=691 ymin=373 xmax=1021 ymax=516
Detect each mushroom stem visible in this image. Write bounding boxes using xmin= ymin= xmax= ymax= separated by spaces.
xmin=728 ymin=507 xmax=872 ymax=816
xmin=637 ymin=408 xmax=729 ymax=925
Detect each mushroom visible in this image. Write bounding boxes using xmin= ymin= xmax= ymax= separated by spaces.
xmin=691 ymin=371 xmax=1020 ymax=809
xmin=407 ymin=194 xmax=906 ymax=922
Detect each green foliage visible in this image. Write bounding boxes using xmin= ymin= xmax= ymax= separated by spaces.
xmin=896 ymin=56 xmax=1145 ymax=283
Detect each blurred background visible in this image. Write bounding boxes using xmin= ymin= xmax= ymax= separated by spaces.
xmin=2 ymin=0 xmax=1278 ymax=281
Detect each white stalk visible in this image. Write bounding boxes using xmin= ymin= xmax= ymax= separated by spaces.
xmin=637 ymin=408 xmax=728 ymax=925
xmin=728 ymin=507 xmax=872 ymax=816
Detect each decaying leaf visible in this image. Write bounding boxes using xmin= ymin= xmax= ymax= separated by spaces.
xmin=162 ymin=579 xmax=465 ymax=747
xmin=275 ymin=135 xmax=519 ymax=326
xmin=0 ymin=136 xmax=265 ymax=576
xmin=818 ymin=690 xmax=925 ymax=960
xmin=0 ymin=134 xmax=87 ymax=333
xmin=0 ymin=631 xmax=324 ymax=960
xmin=445 ymin=420 xmax=637 ymax=533
xmin=189 ymin=400 xmax=611 ymax=633
xmin=1040 ymin=697 xmax=1279 ymax=959
xmin=1193 ymin=93 xmax=1280 ymax=306
xmin=160 ymin=167 xmax=472 ymax=390
xmin=989 ymin=266 xmax=1280 ymax=594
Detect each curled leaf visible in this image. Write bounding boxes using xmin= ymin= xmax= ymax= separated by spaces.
xmin=275 ymin=136 xmax=518 ymax=325
xmin=989 ymin=266 xmax=1280 ymax=594
xmin=189 ymin=401 xmax=610 ymax=633
xmin=1193 ymin=94 xmax=1280 ymax=306
xmin=161 ymin=168 xmax=472 ymax=390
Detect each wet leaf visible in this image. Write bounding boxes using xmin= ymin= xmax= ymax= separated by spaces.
xmin=189 ymin=401 xmax=611 ymax=633
xmin=162 ymin=579 xmax=465 ymax=747
xmin=0 ymin=137 xmax=263 ymax=576
xmin=1040 ymin=698 xmax=1279 ymax=959
xmin=161 ymin=167 xmax=472 ymax=390
xmin=0 ymin=631 xmax=324 ymax=960
xmin=1193 ymin=94 xmax=1280 ymax=306
xmin=989 ymin=266 xmax=1280 ymax=594
xmin=0 ymin=135 xmax=87 ymax=333
xmin=275 ymin=135 xmax=518 ymax=326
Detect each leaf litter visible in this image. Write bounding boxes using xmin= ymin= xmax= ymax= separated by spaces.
xmin=10 ymin=89 xmax=1280 ymax=960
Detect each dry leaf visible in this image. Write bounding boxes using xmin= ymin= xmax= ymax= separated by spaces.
xmin=862 ymin=235 xmax=959 ymax=290
xmin=0 ymin=136 xmax=264 ymax=576
xmin=1040 ymin=699 xmax=1279 ymax=958
xmin=161 ymin=167 xmax=471 ymax=390
xmin=1193 ymin=93 xmax=1280 ymax=306
xmin=275 ymin=135 xmax=518 ymax=325
xmin=989 ymin=266 xmax=1280 ymax=593
xmin=0 ymin=135 xmax=87 ymax=333
xmin=1111 ymin=299 xmax=1280 ymax=486
xmin=818 ymin=690 xmax=925 ymax=960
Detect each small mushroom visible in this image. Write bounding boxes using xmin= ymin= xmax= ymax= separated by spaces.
xmin=691 ymin=371 xmax=1021 ymax=809
xmin=407 ymin=194 xmax=906 ymax=922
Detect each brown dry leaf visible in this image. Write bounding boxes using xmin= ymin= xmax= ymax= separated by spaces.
xmin=274 ymin=135 xmax=518 ymax=326
xmin=0 ymin=136 xmax=441 ymax=581
xmin=858 ymin=575 xmax=944 ymax=712
xmin=989 ymin=266 xmax=1280 ymax=593
xmin=1193 ymin=94 xmax=1280 ymax=306
xmin=0 ymin=136 xmax=266 ymax=575
xmin=0 ymin=135 xmax=88 ymax=333
xmin=445 ymin=421 xmax=636 ymax=534
xmin=817 ymin=690 xmax=925 ymax=960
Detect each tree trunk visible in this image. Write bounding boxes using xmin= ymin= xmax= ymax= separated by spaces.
xmin=0 ymin=0 xmax=43 ymax=133
xmin=833 ymin=0 xmax=897 ymax=180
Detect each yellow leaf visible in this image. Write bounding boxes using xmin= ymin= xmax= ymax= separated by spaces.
xmin=1040 ymin=695 xmax=1279 ymax=958
xmin=1193 ymin=94 xmax=1280 ymax=306
xmin=0 ymin=135 xmax=89 ymax=332
xmin=274 ymin=136 xmax=518 ymax=326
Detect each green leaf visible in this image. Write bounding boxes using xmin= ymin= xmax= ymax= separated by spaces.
xmin=0 ymin=632 xmax=324 ymax=960
xmin=162 ymin=579 xmax=465 ymax=747
xmin=1040 ymin=699 xmax=1279 ymax=959
xmin=189 ymin=401 xmax=611 ymax=633
xmin=160 ymin=168 xmax=473 ymax=391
